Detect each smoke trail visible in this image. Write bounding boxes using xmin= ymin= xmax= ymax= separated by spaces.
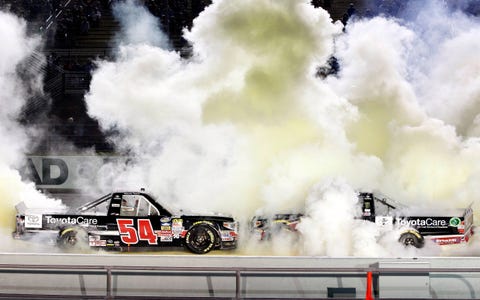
xmin=87 ymin=0 xmax=348 ymax=216
xmin=85 ymin=0 xmax=480 ymax=256
xmin=0 ymin=11 xmax=64 ymax=236
xmin=112 ymin=0 xmax=171 ymax=49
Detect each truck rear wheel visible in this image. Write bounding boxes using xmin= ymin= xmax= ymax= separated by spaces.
xmin=185 ymin=224 xmax=217 ymax=254
xmin=399 ymin=232 xmax=424 ymax=248
xmin=58 ymin=228 xmax=89 ymax=250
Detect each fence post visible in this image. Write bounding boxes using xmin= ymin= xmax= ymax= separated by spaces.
xmin=106 ymin=267 xmax=112 ymax=300
xmin=236 ymin=270 xmax=241 ymax=299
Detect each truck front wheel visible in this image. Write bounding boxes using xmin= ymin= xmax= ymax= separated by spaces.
xmin=399 ymin=232 xmax=424 ymax=248
xmin=185 ymin=224 xmax=217 ymax=254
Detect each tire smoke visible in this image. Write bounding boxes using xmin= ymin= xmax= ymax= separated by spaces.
xmin=85 ymin=0 xmax=480 ymax=256
xmin=0 ymin=11 xmax=64 ymax=237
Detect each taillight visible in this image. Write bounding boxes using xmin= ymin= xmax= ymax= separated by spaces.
xmin=458 ymin=220 xmax=465 ymax=234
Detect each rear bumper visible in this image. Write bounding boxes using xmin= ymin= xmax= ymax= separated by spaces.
xmin=429 ymin=226 xmax=474 ymax=245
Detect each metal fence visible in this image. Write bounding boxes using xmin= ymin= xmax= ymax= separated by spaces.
xmin=0 ymin=263 xmax=479 ymax=299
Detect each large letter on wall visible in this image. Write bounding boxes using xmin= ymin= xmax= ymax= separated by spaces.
xmin=42 ymin=158 xmax=69 ymax=185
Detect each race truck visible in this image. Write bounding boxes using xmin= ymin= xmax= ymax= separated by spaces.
xmin=13 ymin=190 xmax=238 ymax=254
xmin=251 ymin=192 xmax=474 ymax=248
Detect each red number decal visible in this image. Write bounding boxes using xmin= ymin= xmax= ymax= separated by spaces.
xmin=117 ymin=219 xmax=138 ymax=244
xmin=137 ymin=219 xmax=158 ymax=244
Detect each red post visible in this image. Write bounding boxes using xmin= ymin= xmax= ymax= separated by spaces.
xmin=365 ymin=271 xmax=374 ymax=300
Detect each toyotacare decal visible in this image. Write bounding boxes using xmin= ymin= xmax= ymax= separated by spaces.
xmin=45 ymin=216 xmax=98 ymax=225
xmin=397 ymin=217 xmax=447 ymax=227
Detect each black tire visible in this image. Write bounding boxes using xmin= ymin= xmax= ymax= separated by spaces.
xmin=399 ymin=232 xmax=424 ymax=248
xmin=185 ymin=224 xmax=218 ymax=254
xmin=57 ymin=228 xmax=89 ymax=250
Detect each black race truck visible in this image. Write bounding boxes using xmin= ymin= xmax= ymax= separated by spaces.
xmin=13 ymin=190 xmax=238 ymax=254
xmin=251 ymin=192 xmax=474 ymax=248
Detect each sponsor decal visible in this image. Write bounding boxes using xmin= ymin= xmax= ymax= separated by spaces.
xmin=89 ymin=236 xmax=100 ymax=246
xmin=397 ymin=217 xmax=447 ymax=228
xmin=172 ymin=226 xmax=183 ymax=239
xmin=25 ymin=214 xmax=42 ymax=228
xmin=449 ymin=217 xmax=461 ymax=227
xmin=45 ymin=216 xmax=98 ymax=225
xmin=161 ymin=226 xmax=171 ymax=231
xmin=160 ymin=217 xmax=171 ymax=223
xmin=375 ymin=216 xmax=394 ymax=231
xmin=220 ymin=231 xmax=234 ymax=241
xmin=172 ymin=219 xmax=183 ymax=238
xmin=432 ymin=236 xmax=461 ymax=245
xmin=160 ymin=236 xmax=173 ymax=242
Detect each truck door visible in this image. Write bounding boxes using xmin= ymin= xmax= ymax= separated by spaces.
xmin=116 ymin=194 xmax=173 ymax=246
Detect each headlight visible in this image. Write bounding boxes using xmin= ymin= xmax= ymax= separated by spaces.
xmin=223 ymin=221 xmax=238 ymax=231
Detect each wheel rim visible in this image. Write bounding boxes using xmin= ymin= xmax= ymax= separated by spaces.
xmin=187 ymin=225 xmax=216 ymax=253
xmin=66 ymin=234 xmax=77 ymax=246
xmin=191 ymin=227 xmax=212 ymax=248
xmin=404 ymin=236 xmax=415 ymax=245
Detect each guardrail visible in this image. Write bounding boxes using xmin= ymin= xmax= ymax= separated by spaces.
xmin=0 ymin=264 xmax=479 ymax=299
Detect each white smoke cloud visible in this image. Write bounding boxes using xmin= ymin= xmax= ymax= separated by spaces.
xmin=113 ymin=0 xmax=171 ymax=49
xmin=0 ymin=11 xmax=36 ymax=167
xmin=85 ymin=0 xmax=480 ymax=256
xmin=417 ymin=28 xmax=480 ymax=136
xmin=0 ymin=11 xmax=64 ymax=238
xmin=86 ymin=0 xmax=346 ymax=216
xmin=297 ymin=179 xmax=360 ymax=256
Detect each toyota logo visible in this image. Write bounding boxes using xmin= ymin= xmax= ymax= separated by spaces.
xmin=27 ymin=215 xmax=39 ymax=223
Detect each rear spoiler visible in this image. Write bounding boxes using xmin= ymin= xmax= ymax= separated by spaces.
xmin=464 ymin=203 xmax=474 ymax=217
xmin=15 ymin=202 xmax=27 ymax=215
